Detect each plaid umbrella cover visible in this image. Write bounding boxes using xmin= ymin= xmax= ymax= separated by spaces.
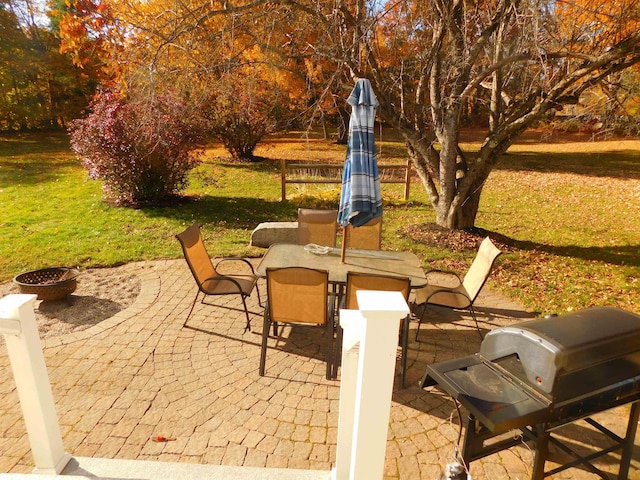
xmin=338 ymin=78 xmax=382 ymax=228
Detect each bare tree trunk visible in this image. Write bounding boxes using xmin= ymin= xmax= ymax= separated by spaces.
xmin=443 ymin=186 xmax=483 ymax=229
xmin=401 ymin=114 xmax=491 ymax=230
xmin=435 ymin=117 xmax=460 ymax=228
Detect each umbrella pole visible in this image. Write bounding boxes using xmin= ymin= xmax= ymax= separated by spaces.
xmin=341 ymin=226 xmax=348 ymax=263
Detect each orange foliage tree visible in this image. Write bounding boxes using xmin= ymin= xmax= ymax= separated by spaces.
xmin=58 ymin=0 xmax=640 ymax=227
xmin=298 ymin=0 xmax=640 ymax=228
xmin=552 ymin=0 xmax=640 ymax=130
xmin=58 ymin=0 xmax=309 ymax=159
xmin=56 ymin=0 xmax=124 ymax=86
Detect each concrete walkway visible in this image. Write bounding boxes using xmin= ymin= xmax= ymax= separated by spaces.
xmin=0 ymin=259 xmax=638 ymax=479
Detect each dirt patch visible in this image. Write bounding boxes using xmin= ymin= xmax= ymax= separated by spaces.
xmin=0 ymin=266 xmax=141 ymax=339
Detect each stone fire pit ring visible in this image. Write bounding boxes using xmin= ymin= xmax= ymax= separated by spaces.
xmin=13 ymin=267 xmax=80 ymax=301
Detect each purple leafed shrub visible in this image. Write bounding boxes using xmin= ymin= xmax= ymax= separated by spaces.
xmin=69 ymin=91 xmax=203 ymax=207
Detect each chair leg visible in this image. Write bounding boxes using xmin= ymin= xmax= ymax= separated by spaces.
xmin=333 ymin=325 xmax=343 ymax=380
xmin=400 ymin=315 xmax=410 ymax=389
xmin=415 ymin=302 xmax=483 ymax=342
xmin=183 ymin=291 xmax=201 ymax=328
xmin=241 ymin=295 xmax=252 ymax=332
xmin=255 ymin=284 xmax=263 ymax=308
xmin=415 ymin=303 xmax=427 ymax=342
xmin=469 ymin=305 xmax=484 ymax=340
xmin=325 ymin=321 xmax=334 ymax=380
xmin=259 ymin=309 xmax=271 ymax=376
xmin=327 ymin=297 xmax=338 ymax=379
xmin=331 ymin=284 xmax=343 ymax=316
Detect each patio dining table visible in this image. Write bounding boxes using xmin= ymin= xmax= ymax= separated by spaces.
xmin=256 ymin=243 xmax=427 ymax=288
xmin=257 ymin=243 xmax=427 ymax=383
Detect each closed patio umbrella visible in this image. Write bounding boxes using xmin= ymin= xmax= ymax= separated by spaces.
xmin=338 ymin=78 xmax=382 ymax=262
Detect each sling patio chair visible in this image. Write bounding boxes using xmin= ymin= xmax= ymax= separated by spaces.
xmin=339 ymin=272 xmax=411 ymax=387
xmin=413 ymin=237 xmax=502 ymax=341
xmin=297 ymin=208 xmax=338 ymax=247
xmin=346 ymin=216 xmax=382 ymax=250
xmin=176 ymin=223 xmax=261 ymax=332
xmin=259 ymin=266 xmax=335 ymax=379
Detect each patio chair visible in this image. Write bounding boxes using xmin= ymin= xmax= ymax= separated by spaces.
xmin=260 ymin=267 xmax=335 ymax=379
xmin=346 ymin=216 xmax=382 ymax=250
xmin=413 ymin=237 xmax=502 ymax=341
xmin=176 ymin=223 xmax=261 ymax=332
xmin=297 ymin=208 xmax=338 ymax=247
xmin=340 ymin=272 xmax=411 ymax=387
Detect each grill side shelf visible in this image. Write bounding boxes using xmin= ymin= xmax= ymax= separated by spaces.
xmin=420 ymin=354 xmax=550 ymax=433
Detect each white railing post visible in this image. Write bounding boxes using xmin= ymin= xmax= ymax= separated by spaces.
xmin=333 ymin=311 xmax=360 ymax=480
xmin=0 ymin=294 xmax=71 ymax=474
xmin=332 ymin=290 xmax=410 ymax=480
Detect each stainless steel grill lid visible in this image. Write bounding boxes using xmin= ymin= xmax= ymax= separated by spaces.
xmin=420 ymin=307 xmax=640 ymax=478
xmin=479 ymin=307 xmax=640 ymax=395
xmin=421 ymin=307 xmax=640 ymax=431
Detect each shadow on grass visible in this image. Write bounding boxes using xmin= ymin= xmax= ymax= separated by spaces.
xmin=142 ymin=195 xmax=297 ymax=229
xmin=0 ymin=131 xmax=70 ymax=154
xmin=499 ymin=236 xmax=640 ymax=268
xmin=495 ymin=150 xmax=640 ymax=179
xmin=404 ymin=224 xmax=639 ymax=268
xmin=0 ymin=158 xmax=81 ymax=188
xmin=0 ymin=132 xmax=79 ymax=188
xmin=150 ymin=194 xmax=431 ymax=234
xmin=213 ymin=157 xmax=282 ymax=172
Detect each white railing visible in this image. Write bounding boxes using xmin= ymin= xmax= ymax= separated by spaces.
xmin=333 ymin=290 xmax=410 ymax=480
xmin=0 ymin=291 xmax=409 ymax=479
xmin=0 ymin=294 xmax=71 ymax=474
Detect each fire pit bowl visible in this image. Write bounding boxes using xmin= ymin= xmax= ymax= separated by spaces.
xmin=13 ymin=267 xmax=79 ymax=301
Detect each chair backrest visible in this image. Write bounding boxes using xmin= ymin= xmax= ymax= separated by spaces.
xmin=462 ymin=237 xmax=502 ymax=303
xmin=345 ymin=272 xmax=411 ymax=310
xmin=297 ymin=208 xmax=338 ymax=247
xmin=267 ymin=267 xmax=329 ymax=326
xmin=347 ymin=216 xmax=382 ymax=250
xmin=176 ymin=223 xmax=217 ymax=288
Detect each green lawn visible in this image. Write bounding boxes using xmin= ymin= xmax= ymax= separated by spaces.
xmin=1 ymin=130 xmax=638 ymax=315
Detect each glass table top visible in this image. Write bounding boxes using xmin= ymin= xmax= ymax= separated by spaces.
xmin=256 ymin=243 xmax=427 ymax=287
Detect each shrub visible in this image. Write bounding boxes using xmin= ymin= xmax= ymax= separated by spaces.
xmin=201 ymin=71 xmax=292 ymax=162
xmin=69 ymin=91 xmax=203 ymax=207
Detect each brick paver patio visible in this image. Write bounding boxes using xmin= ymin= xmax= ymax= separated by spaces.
xmin=0 ymin=259 xmax=638 ymax=479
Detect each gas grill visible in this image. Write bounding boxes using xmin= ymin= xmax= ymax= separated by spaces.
xmin=420 ymin=306 xmax=640 ymax=479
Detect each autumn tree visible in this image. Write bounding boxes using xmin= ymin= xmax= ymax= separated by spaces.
xmin=58 ymin=0 xmax=308 ymax=160
xmin=0 ymin=0 xmax=96 ymax=130
xmin=551 ymin=0 xmax=640 ymax=134
xmin=145 ymin=0 xmax=640 ymax=228
xmin=58 ymin=0 xmax=640 ymax=227
xmin=225 ymin=0 xmax=640 ymax=227
xmin=333 ymin=0 xmax=640 ymax=229
xmin=56 ymin=0 xmax=123 ymax=86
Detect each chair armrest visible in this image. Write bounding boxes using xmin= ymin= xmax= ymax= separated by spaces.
xmin=215 ymin=257 xmax=257 ymax=274
xmin=425 ymin=269 xmax=462 ymax=284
